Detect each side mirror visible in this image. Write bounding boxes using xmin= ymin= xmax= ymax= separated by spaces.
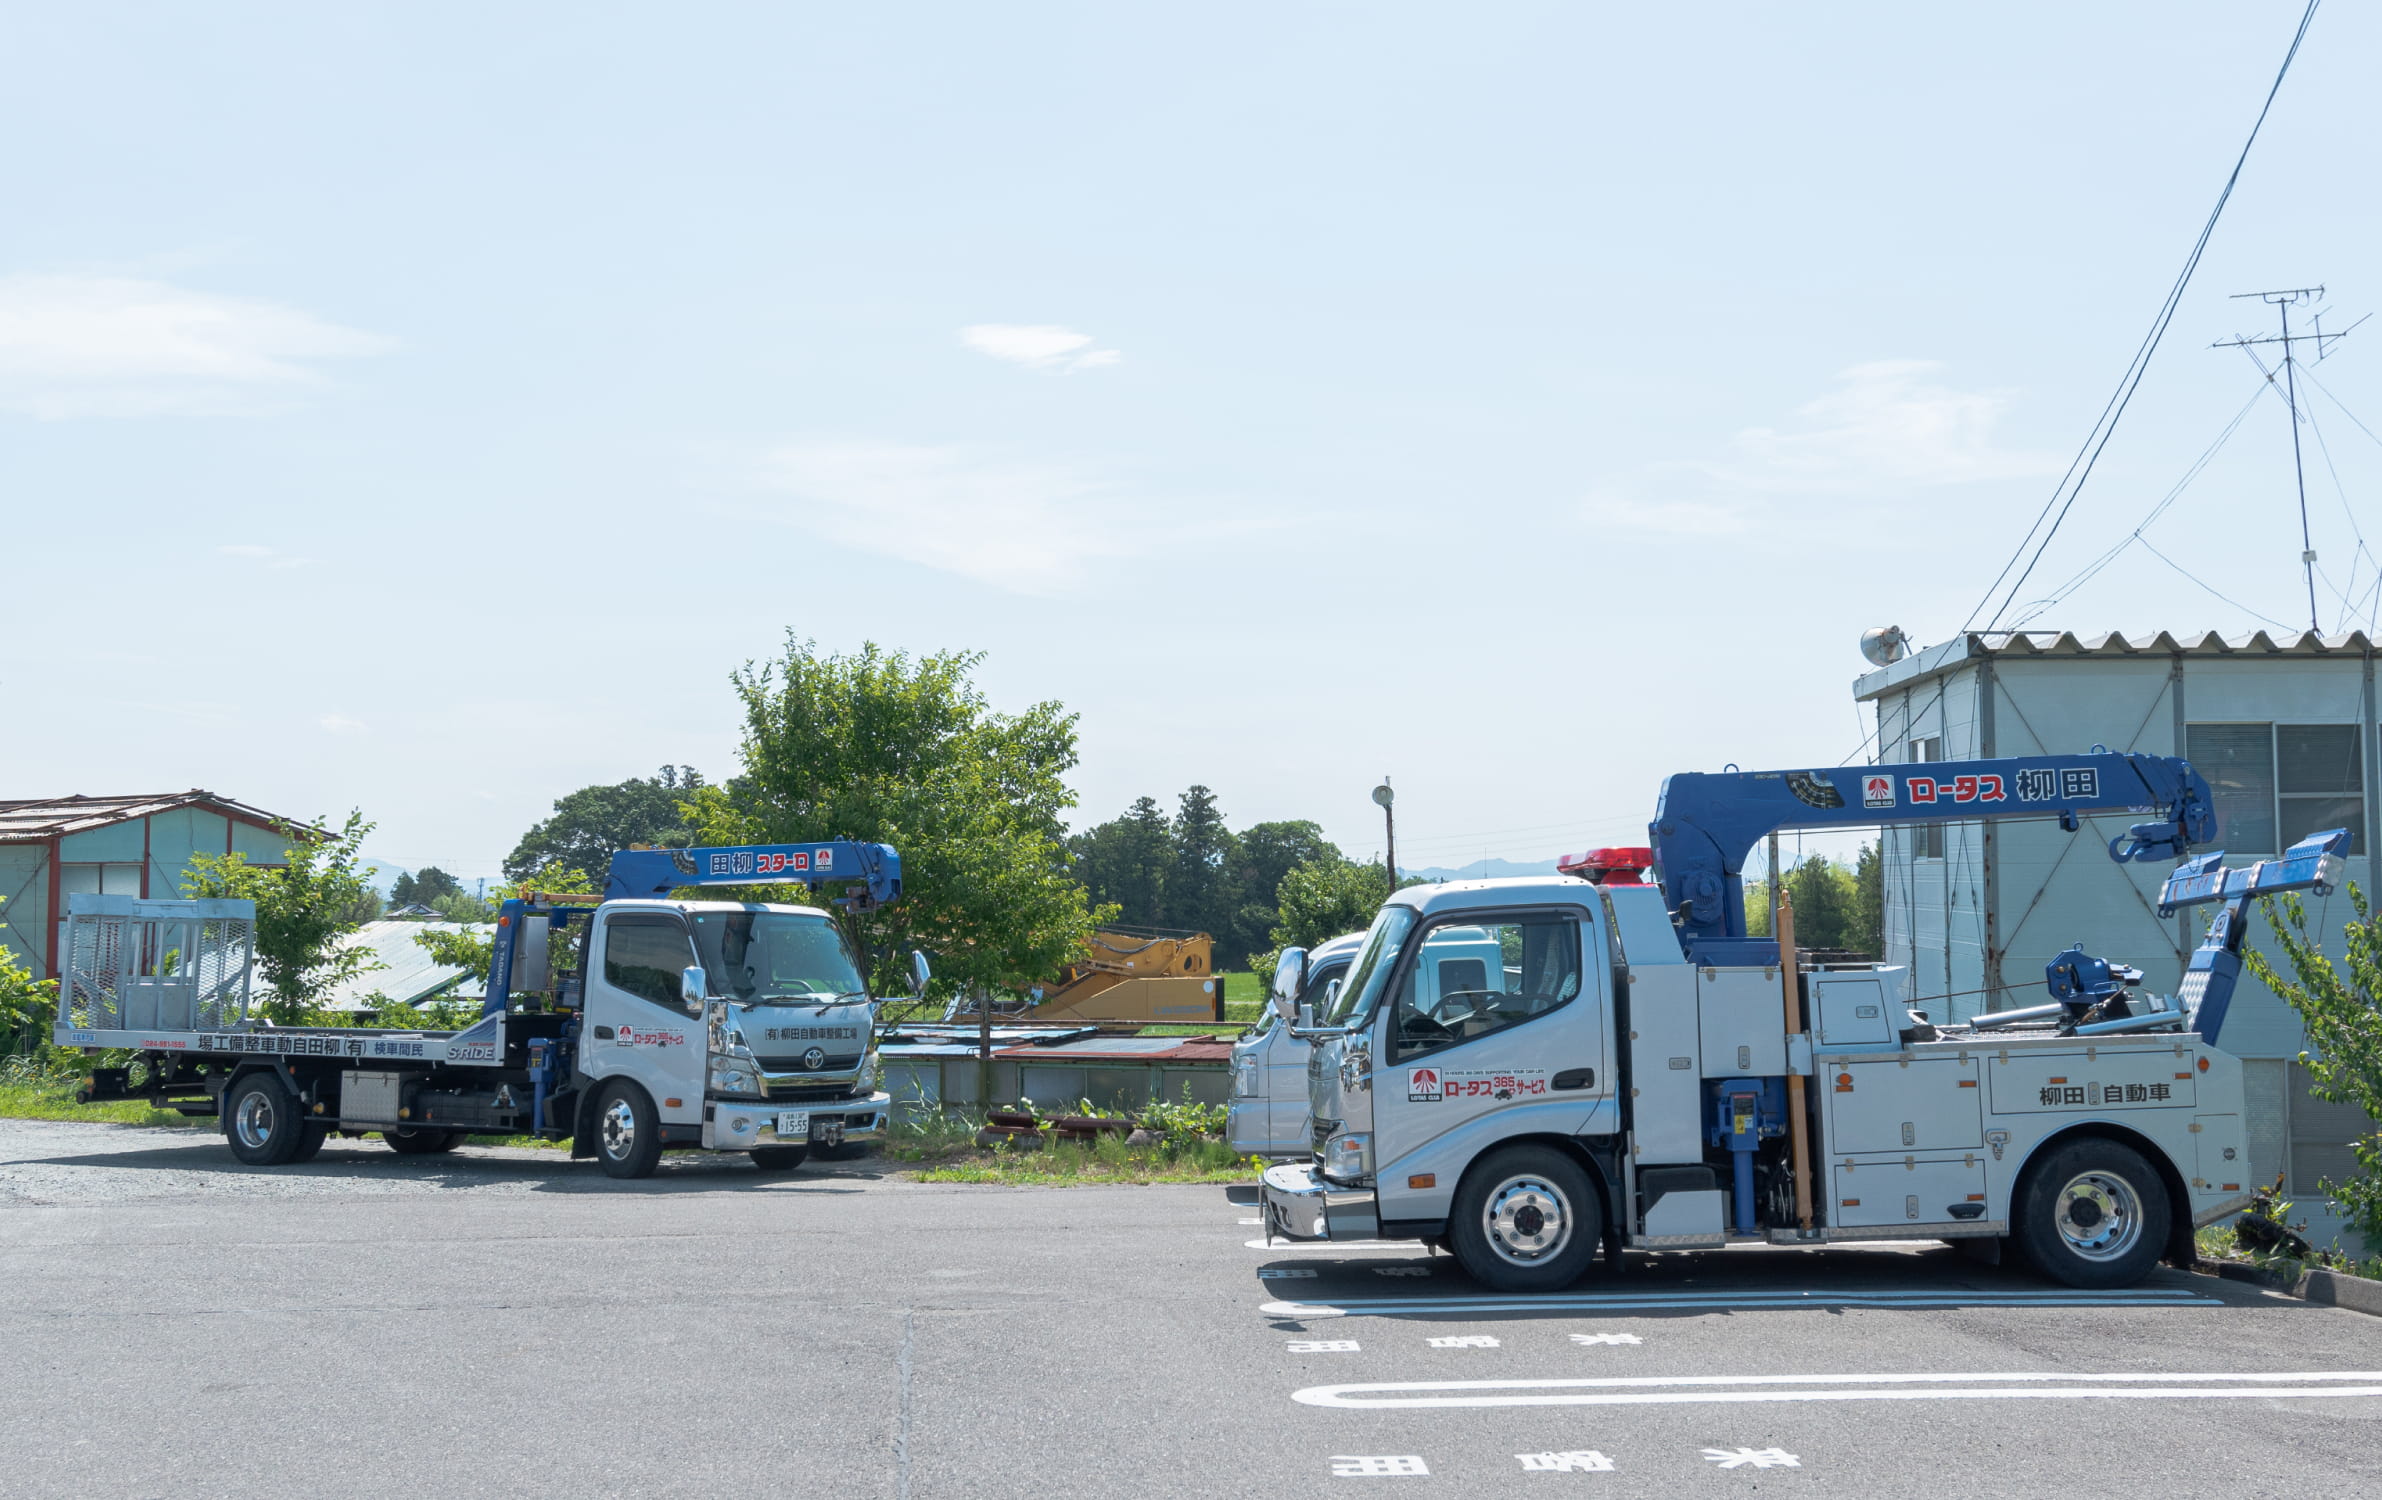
xmin=911 ymin=950 xmax=933 ymax=996
xmin=680 ymin=965 xmax=707 ymax=1013
xmin=1269 ymin=946 xmax=1309 ymax=1023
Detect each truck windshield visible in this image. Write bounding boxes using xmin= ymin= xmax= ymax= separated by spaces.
xmin=688 ymin=911 xmax=868 ymax=1004
xmin=1322 ymin=906 xmax=1416 ymax=1028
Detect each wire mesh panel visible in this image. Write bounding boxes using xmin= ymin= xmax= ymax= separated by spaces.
xmin=61 ymin=895 xmax=255 ymax=1033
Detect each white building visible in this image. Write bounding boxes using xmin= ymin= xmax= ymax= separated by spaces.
xmin=1856 ymin=629 xmax=2377 ymax=1252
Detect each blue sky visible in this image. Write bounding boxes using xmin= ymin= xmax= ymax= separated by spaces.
xmin=5 ymin=2 xmax=2378 ymax=884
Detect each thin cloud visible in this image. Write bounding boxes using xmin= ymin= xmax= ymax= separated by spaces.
xmin=318 ymin=715 xmax=366 ymax=734
xmin=753 ymin=440 xmax=1142 ymax=594
xmin=0 ymin=272 xmax=389 ymax=418
xmin=960 ymin=323 xmax=1121 ymax=373
xmin=216 ymin=543 xmax=310 ymax=570
xmin=1583 ymin=361 xmax=2057 ymax=536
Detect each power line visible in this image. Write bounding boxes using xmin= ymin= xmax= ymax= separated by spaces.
xmin=1961 ymin=0 xmax=2322 ymax=634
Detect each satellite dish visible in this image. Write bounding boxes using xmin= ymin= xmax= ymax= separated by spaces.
xmin=1859 ymin=625 xmax=1910 ymax=667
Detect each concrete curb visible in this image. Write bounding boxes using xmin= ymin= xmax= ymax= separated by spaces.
xmin=2209 ymin=1258 xmax=2382 ymax=1317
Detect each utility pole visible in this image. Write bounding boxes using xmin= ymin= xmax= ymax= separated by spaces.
xmin=1372 ymin=778 xmax=1397 ymax=890
xmin=2213 ymin=286 xmax=2367 ymax=633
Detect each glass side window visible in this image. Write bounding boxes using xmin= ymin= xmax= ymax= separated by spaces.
xmin=1324 ymin=907 xmax=1417 ymax=1028
xmin=1390 ymin=916 xmax=1582 ymax=1063
xmin=602 ymin=914 xmax=698 ymax=1009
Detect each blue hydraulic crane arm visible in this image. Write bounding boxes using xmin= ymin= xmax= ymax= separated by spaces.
xmin=1651 ymin=751 xmax=2215 ymax=963
xmin=2156 ymin=828 xmax=2349 ymax=1046
xmin=477 ymin=841 xmax=903 ymax=1017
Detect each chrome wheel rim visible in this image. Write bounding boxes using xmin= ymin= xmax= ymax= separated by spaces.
xmin=1483 ymin=1174 xmax=1572 ymax=1265
xmin=233 ymin=1089 xmax=277 ymax=1150
xmin=600 ymin=1099 xmax=637 ymax=1159
xmin=2053 ymin=1170 xmax=2143 ymax=1261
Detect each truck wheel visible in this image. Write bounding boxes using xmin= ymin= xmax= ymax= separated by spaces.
xmin=223 ymin=1074 xmax=306 ymax=1166
xmin=291 ymin=1123 xmax=330 ymax=1163
xmin=2014 ymin=1138 xmax=2169 ymax=1289
xmin=594 ymin=1080 xmax=663 ymax=1179
xmin=1449 ymin=1145 xmax=1603 ymax=1293
xmin=751 ymin=1147 xmax=809 ymax=1172
xmin=384 ymin=1127 xmax=464 ymax=1155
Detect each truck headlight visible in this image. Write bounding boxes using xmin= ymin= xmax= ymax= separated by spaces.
xmin=1321 ymin=1131 xmax=1371 ymax=1183
xmin=859 ymin=1050 xmax=882 ymax=1093
xmin=709 ymin=1061 xmax=762 ymax=1098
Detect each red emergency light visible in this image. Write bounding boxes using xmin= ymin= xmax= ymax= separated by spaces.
xmin=1557 ymin=846 xmax=1654 ymax=885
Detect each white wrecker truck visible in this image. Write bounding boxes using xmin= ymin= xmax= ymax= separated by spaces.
xmin=55 ymin=841 xmax=924 ymax=1179
xmin=1261 ymin=751 xmax=2337 ymax=1290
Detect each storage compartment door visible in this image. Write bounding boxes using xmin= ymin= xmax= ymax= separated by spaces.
xmin=1831 ymin=1155 xmax=1988 ymax=1229
xmin=1825 ymin=1056 xmax=1982 ymax=1154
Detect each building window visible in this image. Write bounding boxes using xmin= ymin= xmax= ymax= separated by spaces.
xmin=59 ymin=863 xmax=142 ymax=897
xmin=2289 ymin=1061 xmax=2378 ymax=1198
xmin=1907 ymin=736 xmax=1945 ymax=859
xmin=2185 ymin=724 xmax=2363 ymax=856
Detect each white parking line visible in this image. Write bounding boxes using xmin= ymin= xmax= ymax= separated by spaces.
xmin=1291 ymin=1370 xmax=2382 ymax=1410
xmin=1246 ymin=1238 xmax=1420 ymax=1252
xmin=1261 ymin=1286 xmax=2215 ymax=1318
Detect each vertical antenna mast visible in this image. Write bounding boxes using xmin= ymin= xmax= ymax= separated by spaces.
xmin=2213 ymin=285 xmax=2363 ymax=633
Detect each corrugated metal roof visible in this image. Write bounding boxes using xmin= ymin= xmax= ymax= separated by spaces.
xmin=1855 ymin=630 xmax=2381 ymax=700
xmin=311 ymin=920 xmax=490 ymax=1012
xmin=0 ymin=790 xmax=305 ymax=841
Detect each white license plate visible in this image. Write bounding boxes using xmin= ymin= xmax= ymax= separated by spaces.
xmin=776 ymin=1111 xmax=810 ymax=1138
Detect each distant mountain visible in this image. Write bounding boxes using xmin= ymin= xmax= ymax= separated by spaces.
xmin=1403 ymin=856 xmax=1563 ymax=882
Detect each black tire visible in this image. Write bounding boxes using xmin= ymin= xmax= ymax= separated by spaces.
xmin=751 ymin=1146 xmax=809 ymax=1173
xmin=2013 ymin=1137 xmax=2170 ymax=1289
xmin=290 ymin=1123 xmax=330 ymax=1163
xmin=592 ymin=1079 xmax=663 ymax=1179
xmin=384 ymin=1127 xmax=464 ymax=1155
xmin=1448 ymin=1144 xmax=1603 ymax=1293
xmin=223 ymin=1073 xmax=306 ymax=1166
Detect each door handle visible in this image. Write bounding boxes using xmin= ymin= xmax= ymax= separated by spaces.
xmin=593 ymin=1026 xmax=615 ymax=1040
xmin=1551 ymin=1067 xmax=1594 ymax=1090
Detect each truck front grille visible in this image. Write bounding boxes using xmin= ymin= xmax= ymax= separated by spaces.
xmin=767 ymin=1083 xmax=860 ymax=1104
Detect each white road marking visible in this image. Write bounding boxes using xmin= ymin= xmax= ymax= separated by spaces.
xmin=1374 ymin=1267 xmax=1431 ymax=1277
xmin=1288 ymin=1339 xmax=1362 ymax=1352
xmin=1428 ymin=1335 xmax=1502 ymax=1348
xmin=1705 ymin=1447 xmax=1800 ymax=1469
xmin=1518 ymin=1451 xmax=1614 ymax=1472
xmin=1245 ymin=1238 xmax=1416 ymax=1252
xmin=1571 ymin=1333 xmax=1644 ymax=1346
xmin=1291 ymin=1370 xmax=2382 ymax=1410
xmin=1239 ymin=1217 xmax=1263 ymax=1225
xmin=1261 ymin=1286 xmax=2215 ymax=1318
xmin=1259 ymin=1268 xmax=1318 ymax=1279
xmin=1331 ymin=1455 xmax=1429 ymax=1477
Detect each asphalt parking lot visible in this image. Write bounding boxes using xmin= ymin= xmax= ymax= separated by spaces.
xmin=5 ymin=1118 xmax=2380 ymax=1498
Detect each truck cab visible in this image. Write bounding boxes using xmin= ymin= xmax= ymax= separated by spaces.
xmin=578 ymin=899 xmax=887 ymax=1172
xmin=1229 ymin=932 xmax=1363 ymax=1158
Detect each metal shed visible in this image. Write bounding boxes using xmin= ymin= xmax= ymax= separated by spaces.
xmin=1856 ymin=628 xmax=2380 ymax=1250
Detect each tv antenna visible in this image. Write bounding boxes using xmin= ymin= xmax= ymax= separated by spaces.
xmin=2212 ymin=286 xmax=2369 ymax=633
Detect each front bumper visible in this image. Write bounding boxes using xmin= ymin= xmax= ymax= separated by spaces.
xmin=703 ymin=1091 xmax=891 ymax=1151
xmin=1260 ymin=1160 xmax=1378 ymax=1241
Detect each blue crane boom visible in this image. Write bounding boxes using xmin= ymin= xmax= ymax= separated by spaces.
xmin=1650 ymin=751 xmax=2215 ymax=965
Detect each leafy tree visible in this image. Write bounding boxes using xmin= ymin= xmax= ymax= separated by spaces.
xmin=1851 ymin=841 xmax=1884 ymax=958
xmin=1226 ymin=820 xmax=1337 ymax=963
xmin=687 ymin=637 xmax=1107 ymax=1008
xmin=1163 ymin=785 xmax=1236 ymax=936
xmin=415 ymin=861 xmax=592 ymax=984
xmin=504 ymin=765 xmax=704 ymax=883
xmin=1 ymin=898 xmax=58 ymax=1056
xmin=390 ymin=866 xmax=463 ymax=907
xmin=1745 ymin=853 xmax=1865 ymax=954
xmin=182 ymin=812 xmax=383 ymax=1024
xmin=1070 ymin=796 xmax=1172 ymax=927
xmin=1248 ymin=854 xmax=1401 ymax=982
xmin=2245 ymin=889 xmax=2382 ymax=1247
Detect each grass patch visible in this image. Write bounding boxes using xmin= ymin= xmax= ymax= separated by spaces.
xmin=0 ymin=1082 xmax=193 ymax=1128
xmin=884 ymin=1100 xmax=1257 ymax=1186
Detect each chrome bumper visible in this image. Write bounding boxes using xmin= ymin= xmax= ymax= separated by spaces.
xmin=1260 ymin=1161 xmax=1377 ymax=1241
xmin=703 ymin=1091 xmax=892 ymax=1151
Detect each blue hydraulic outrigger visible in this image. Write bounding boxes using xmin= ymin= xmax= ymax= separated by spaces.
xmin=1650 ymin=751 xmax=2216 ymax=966
xmin=2156 ymin=828 xmax=2350 ymax=1047
xmin=477 ymin=839 xmax=902 ymax=1018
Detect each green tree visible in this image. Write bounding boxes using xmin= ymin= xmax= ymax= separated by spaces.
xmin=1163 ymin=785 xmax=1236 ymax=936
xmin=415 ymin=861 xmax=592 ymax=983
xmin=1226 ymin=819 xmax=1338 ymax=965
xmin=1250 ymin=854 xmax=1398 ymax=979
xmin=2245 ymin=888 xmax=2382 ymax=1247
xmin=1070 ymin=796 xmax=1173 ymax=927
xmin=1745 ymin=853 xmax=1864 ymax=954
xmin=1 ymin=898 xmax=59 ymax=1056
xmin=504 ymin=765 xmax=704 ymax=883
xmin=391 ymin=865 xmax=463 ymax=907
xmin=182 ymin=812 xmax=383 ymax=1024
xmin=687 ymin=637 xmax=1107 ymax=1006
xmin=1851 ymin=841 xmax=1884 ymax=958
